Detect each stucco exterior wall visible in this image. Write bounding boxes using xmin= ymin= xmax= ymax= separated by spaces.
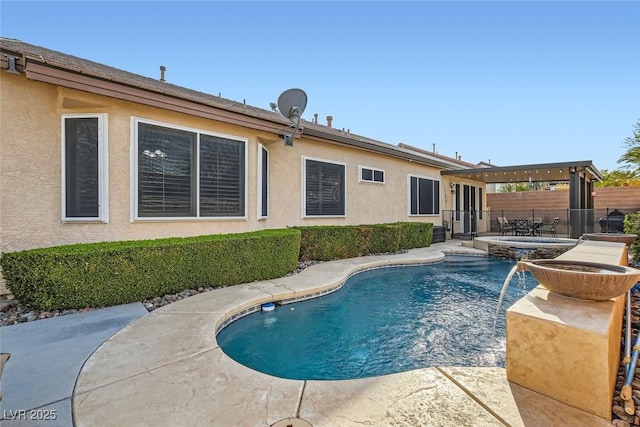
xmin=1 ymin=72 xmax=470 ymax=255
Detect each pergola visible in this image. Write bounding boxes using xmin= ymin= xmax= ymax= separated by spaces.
xmin=441 ymin=160 xmax=604 ymax=238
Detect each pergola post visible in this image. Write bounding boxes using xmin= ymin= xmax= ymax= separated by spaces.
xmin=569 ymin=168 xmax=581 ymax=238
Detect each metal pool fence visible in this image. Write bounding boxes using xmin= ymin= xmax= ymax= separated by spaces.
xmin=441 ymin=208 xmax=640 ymax=240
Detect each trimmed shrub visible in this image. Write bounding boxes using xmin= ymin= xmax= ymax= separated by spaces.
xmin=297 ymin=222 xmax=433 ymax=262
xmin=395 ymin=222 xmax=433 ymax=249
xmin=0 ymin=229 xmax=301 ymax=311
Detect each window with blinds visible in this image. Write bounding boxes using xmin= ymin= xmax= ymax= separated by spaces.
xmin=63 ymin=114 xmax=107 ymax=222
xmin=304 ymin=158 xmax=345 ymax=217
xmin=200 ymin=134 xmax=245 ymax=217
xmin=409 ymin=176 xmax=440 ymax=215
xmin=136 ymin=121 xmax=246 ymax=218
xmin=359 ymin=166 xmax=385 ymax=183
xmin=258 ymin=145 xmax=269 ymax=219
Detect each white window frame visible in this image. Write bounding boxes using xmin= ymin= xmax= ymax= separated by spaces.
xmin=407 ymin=174 xmax=441 ymax=217
xmin=257 ymin=143 xmax=269 ymax=220
xmin=61 ymin=113 xmax=109 ymax=223
xmin=358 ymin=165 xmax=385 ymax=184
xmin=301 ymin=156 xmax=347 ymax=219
xmin=131 ymin=117 xmax=248 ymax=221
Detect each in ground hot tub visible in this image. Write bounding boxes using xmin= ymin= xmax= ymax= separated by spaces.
xmin=474 ymin=236 xmax=578 ymax=259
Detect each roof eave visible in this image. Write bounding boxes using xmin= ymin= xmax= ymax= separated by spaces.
xmin=4 ymin=46 xmax=461 ymax=170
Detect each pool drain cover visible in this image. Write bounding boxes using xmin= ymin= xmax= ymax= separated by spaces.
xmin=271 ymin=417 xmax=312 ymax=427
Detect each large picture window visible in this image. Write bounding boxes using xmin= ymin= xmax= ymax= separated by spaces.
xmin=409 ymin=176 xmax=440 ymax=215
xmin=304 ymin=158 xmax=346 ymax=217
xmin=62 ymin=114 xmax=108 ymax=222
xmin=135 ymin=120 xmax=246 ymax=219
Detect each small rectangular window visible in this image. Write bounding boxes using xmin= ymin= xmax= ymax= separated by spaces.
xmin=258 ymin=145 xmax=269 ymax=219
xmin=62 ymin=114 xmax=108 ymax=222
xmin=409 ymin=176 xmax=440 ymax=215
xmin=362 ymin=168 xmax=373 ymax=181
xmin=304 ymin=158 xmax=346 ymax=217
xmin=359 ymin=166 xmax=385 ymax=184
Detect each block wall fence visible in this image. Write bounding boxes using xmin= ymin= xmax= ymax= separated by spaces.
xmin=486 ymin=186 xmax=640 ymax=212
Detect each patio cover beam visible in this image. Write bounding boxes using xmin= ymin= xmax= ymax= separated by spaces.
xmin=440 ymin=160 xmax=603 ymax=184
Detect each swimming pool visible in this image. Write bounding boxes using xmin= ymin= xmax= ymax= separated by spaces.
xmin=216 ymin=255 xmax=538 ymax=380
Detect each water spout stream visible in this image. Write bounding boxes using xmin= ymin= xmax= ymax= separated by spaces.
xmin=496 ymin=265 xmax=519 ymax=317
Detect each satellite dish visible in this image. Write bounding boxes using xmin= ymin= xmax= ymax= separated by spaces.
xmin=276 ymin=88 xmax=307 ymax=146
xmin=277 ymin=88 xmax=307 ymax=121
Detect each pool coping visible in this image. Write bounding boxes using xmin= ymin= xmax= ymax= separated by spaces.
xmin=71 ymin=241 xmax=612 ymax=427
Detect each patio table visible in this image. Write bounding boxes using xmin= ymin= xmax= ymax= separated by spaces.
xmin=511 ymin=219 xmax=543 ymax=236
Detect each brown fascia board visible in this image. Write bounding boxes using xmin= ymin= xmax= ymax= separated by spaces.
xmin=21 ymin=62 xmax=456 ymax=169
xmin=301 ymin=128 xmax=455 ymax=169
xmin=23 ymin=61 xmax=289 ymax=134
xmin=397 ymin=143 xmax=478 ymax=168
xmin=3 ymin=41 xmax=455 ymax=169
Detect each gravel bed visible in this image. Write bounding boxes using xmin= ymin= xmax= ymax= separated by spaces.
xmin=612 ymin=274 xmax=640 ymax=427
xmin=0 ymin=260 xmax=322 ymax=328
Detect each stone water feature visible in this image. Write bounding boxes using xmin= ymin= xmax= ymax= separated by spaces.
xmin=505 ymin=239 xmax=638 ymax=420
xmin=516 ymin=259 xmax=640 ymax=301
xmin=473 ymin=236 xmax=577 ymax=260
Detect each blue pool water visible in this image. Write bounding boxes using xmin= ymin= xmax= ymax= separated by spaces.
xmin=216 ymin=255 xmax=538 ymax=380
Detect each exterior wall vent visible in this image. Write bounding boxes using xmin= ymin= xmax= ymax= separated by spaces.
xmin=5 ymin=55 xmax=19 ymax=74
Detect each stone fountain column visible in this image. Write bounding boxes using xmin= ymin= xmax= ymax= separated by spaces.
xmin=505 ymin=240 xmax=630 ymax=420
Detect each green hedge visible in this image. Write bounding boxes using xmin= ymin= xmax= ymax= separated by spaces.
xmin=624 ymin=212 xmax=640 ymax=262
xmin=0 ymin=229 xmax=301 ymax=311
xmin=297 ymin=222 xmax=433 ymax=262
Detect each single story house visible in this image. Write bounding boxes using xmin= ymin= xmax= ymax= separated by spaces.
xmin=0 ymin=37 xmax=487 ymax=261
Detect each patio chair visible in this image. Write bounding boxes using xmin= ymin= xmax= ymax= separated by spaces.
xmin=513 ymin=219 xmax=532 ymax=236
xmin=497 ymin=217 xmax=514 ymax=235
xmin=538 ymin=217 xmax=560 ymax=237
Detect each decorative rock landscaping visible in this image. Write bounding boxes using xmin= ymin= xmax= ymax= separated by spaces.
xmin=613 ymin=279 xmax=640 ymax=427
xmin=0 ymin=260 xmax=322 ymax=328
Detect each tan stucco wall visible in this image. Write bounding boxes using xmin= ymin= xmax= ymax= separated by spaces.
xmin=1 ymin=72 xmax=474 ymax=256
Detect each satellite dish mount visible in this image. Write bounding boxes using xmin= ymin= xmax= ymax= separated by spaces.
xmin=276 ymin=88 xmax=307 ymax=146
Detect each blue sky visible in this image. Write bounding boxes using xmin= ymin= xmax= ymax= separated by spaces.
xmin=2 ymin=1 xmax=639 ymax=172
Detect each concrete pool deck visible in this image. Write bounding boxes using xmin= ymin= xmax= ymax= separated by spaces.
xmin=71 ymin=240 xmax=613 ymax=427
